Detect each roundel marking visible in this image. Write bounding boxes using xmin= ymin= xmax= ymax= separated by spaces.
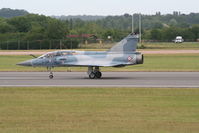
xmin=128 ymin=56 xmax=132 ymax=61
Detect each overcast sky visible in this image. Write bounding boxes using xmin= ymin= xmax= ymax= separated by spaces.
xmin=0 ymin=0 xmax=198 ymax=16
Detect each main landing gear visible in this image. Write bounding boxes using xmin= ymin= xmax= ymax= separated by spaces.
xmin=88 ymin=66 xmax=102 ymax=79
xmin=47 ymin=67 xmax=54 ymax=79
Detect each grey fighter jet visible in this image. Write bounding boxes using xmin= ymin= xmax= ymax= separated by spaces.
xmin=17 ymin=34 xmax=144 ymax=79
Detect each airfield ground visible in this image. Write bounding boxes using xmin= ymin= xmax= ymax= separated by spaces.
xmin=1 ymin=43 xmax=199 ymax=133
xmin=0 ymin=72 xmax=199 ymax=88
xmin=0 ymin=53 xmax=199 ymax=72
xmin=0 ymin=87 xmax=199 ymax=133
xmin=80 ymin=42 xmax=199 ymax=50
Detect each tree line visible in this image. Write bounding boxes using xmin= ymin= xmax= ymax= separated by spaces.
xmin=0 ymin=8 xmax=28 ymax=18
xmin=0 ymin=9 xmax=199 ymax=49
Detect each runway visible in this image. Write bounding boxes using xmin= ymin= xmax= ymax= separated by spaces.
xmin=0 ymin=72 xmax=199 ymax=87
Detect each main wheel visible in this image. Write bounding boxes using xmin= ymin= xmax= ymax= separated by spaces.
xmin=95 ymin=71 xmax=102 ymax=78
xmin=49 ymin=74 xmax=54 ymax=79
xmin=89 ymin=72 xmax=96 ymax=79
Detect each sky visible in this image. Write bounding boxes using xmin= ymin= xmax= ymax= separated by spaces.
xmin=0 ymin=0 xmax=198 ymax=16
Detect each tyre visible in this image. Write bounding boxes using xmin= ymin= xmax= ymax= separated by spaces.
xmin=49 ymin=74 xmax=54 ymax=79
xmin=95 ymin=71 xmax=102 ymax=78
xmin=89 ymin=72 xmax=96 ymax=79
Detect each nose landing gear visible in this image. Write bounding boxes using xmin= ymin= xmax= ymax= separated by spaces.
xmin=47 ymin=67 xmax=54 ymax=79
xmin=49 ymin=72 xmax=54 ymax=79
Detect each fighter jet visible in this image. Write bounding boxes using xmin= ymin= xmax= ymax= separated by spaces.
xmin=17 ymin=34 xmax=144 ymax=79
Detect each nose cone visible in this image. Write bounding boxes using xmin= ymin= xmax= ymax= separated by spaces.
xmin=17 ymin=60 xmax=32 ymax=66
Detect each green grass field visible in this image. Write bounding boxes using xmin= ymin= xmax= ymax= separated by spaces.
xmin=0 ymin=54 xmax=199 ymax=72
xmin=80 ymin=42 xmax=199 ymax=50
xmin=0 ymin=87 xmax=199 ymax=133
xmin=142 ymin=42 xmax=199 ymax=50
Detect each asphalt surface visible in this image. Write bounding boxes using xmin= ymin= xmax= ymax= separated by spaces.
xmin=0 ymin=72 xmax=199 ymax=88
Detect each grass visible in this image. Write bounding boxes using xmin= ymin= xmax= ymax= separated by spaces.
xmin=80 ymin=42 xmax=199 ymax=50
xmin=0 ymin=87 xmax=199 ymax=133
xmin=142 ymin=42 xmax=199 ymax=50
xmin=1 ymin=54 xmax=199 ymax=72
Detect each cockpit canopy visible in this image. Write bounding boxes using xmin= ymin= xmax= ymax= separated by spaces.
xmin=38 ymin=51 xmax=77 ymax=59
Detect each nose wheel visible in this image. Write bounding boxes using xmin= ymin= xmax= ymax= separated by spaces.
xmin=47 ymin=67 xmax=54 ymax=79
xmin=49 ymin=72 xmax=54 ymax=79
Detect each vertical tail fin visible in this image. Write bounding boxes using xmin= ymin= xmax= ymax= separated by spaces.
xmin=109 ymin=34 xmax=139 ymax=53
